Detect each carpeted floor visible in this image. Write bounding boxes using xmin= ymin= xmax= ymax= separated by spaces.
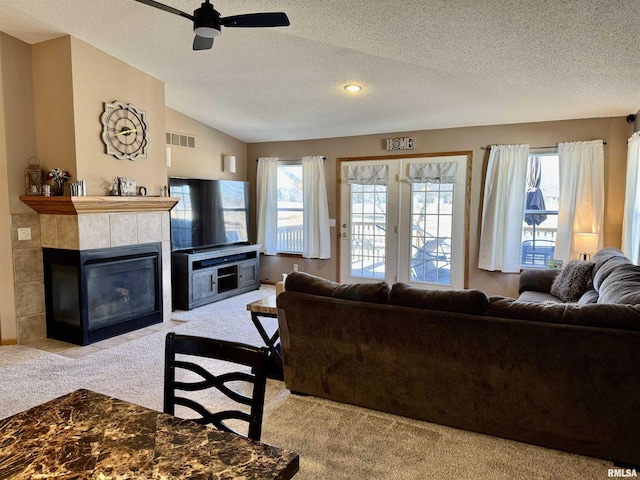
xmin=1 ymin=285 xmax=613 ymax=479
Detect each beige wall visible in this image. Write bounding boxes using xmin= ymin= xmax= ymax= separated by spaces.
xmin=31 ymin=37 xmax=76 ymax=201
xmin=0 ymin=33 xmax=38 ymax=342
xmin=166 ymin=108 xmax=247 ymax=181
xmin=248 ymin=116 xmax=632 ymax=297
xmin=71 ymin=38 xmax=168 ymax=195
xmin=32 ymin=36 xmax=168 ymax=197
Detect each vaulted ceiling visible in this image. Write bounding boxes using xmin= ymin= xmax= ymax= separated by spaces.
xmin=0 ymin=0 xmax=638 ymax=142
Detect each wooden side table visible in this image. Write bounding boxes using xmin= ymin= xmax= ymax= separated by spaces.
xmin=247 ymin=295 xmax=283 ymax=380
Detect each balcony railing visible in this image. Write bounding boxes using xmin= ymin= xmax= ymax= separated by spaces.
xmin=277 ymin=225 xmax=303 ymax=253
xmin=278 ymin=218 xmax=558 ymax=270
xmin=521 ymin=209 xmax=558 ymax=267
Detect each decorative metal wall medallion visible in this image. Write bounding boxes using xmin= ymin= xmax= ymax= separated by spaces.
xmin=101 ymin=101 xmax=149 ymax=161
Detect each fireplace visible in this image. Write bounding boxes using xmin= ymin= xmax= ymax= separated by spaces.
xmin=43 ymin=243 xmax=163 ymax=345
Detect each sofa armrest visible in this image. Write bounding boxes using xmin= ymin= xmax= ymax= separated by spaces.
xmin=518 ymin=269 xmax=560 ymax=294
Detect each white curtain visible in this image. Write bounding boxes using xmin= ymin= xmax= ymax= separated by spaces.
xmin=407 ymin=161 xmax=458 ymax=184
xmin=555 ymin=140 xmax=604 ymax=261
xmin=622 ymin=132 xmax=640 ymax=263
xmin=256 ymin=157 xmax=279 ymax=255
xmin=478 ymin=144 xmax=529 ymax=272
xmin=302 ymin=156 xmax=331 ymax=259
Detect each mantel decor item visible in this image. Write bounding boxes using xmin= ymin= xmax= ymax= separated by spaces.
xmin=24 ymin=157 xmax=43 ymax=196
xmin=101 ymin=101 xmax=149 ymax=161
xmin=46 ymin=168 xmax=71 ymax=196
xmin=111 ymin=177 xmax=137 ymax=196
xmin=69 ymin=180 xmax=87 ymax=197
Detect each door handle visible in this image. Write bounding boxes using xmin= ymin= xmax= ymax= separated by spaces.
xmin=342 ymin=232 xmax=350 ymax=239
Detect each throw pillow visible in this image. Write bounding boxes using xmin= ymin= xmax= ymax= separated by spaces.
xmin=549 ymin=260 xmax=594 ymax=302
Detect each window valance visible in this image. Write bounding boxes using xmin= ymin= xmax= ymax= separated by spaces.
xmin=347 ymin=165 xmax=389 ymax=186
xmin=408 ymin=161 xmax=458 ymax=184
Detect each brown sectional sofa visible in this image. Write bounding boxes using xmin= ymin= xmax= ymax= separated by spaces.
xmin=276 ymin=250 xmax=640 ymax=466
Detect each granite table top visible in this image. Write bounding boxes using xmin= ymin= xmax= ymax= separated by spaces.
xmin=246 ymin=295 xmax=278 ymax=316
xmin=0 ymin=389 xmax=299 ymax=479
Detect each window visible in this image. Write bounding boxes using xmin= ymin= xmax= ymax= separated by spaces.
xmin=480 ymin=141 xmax=603 ymax=272
xmin=257 ymin=156 xmax=330 ymax=259
xmin=349 ymin=182 xmax=387 ymax=278
xmin=276 ymin=163 xmax=303 ymax=253
xmin=520 ymin=153 xmax=559 ymax=267
xmin=410 ymin=180 xmax=453 ymax=285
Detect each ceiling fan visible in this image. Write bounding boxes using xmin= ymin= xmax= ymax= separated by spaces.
xmin=134 ymin=0 xmax=290 ymax=50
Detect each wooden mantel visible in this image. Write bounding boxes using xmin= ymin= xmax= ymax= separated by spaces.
xmin=19 ymin=196 xmax=180 ymax=215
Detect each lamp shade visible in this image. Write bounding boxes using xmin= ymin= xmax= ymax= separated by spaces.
xmin=573 ymin=233 xmax=598 ymax=254
xmin=223 ymin=155 xmax=236 ymax=173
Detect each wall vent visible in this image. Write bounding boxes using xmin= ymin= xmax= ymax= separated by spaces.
xmin=166 ymin=131 xmax=196 ymax=149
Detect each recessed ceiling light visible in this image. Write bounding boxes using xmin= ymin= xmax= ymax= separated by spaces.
xmin=344 ymin=84 xmax=362 ymax=93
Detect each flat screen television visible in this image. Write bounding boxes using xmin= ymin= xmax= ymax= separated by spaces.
xmin=169 ymin=177 xmax=251 ymax=252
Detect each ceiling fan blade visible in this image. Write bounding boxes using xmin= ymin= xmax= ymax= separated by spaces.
xmin=221 ymin=12 xmax=290 ymax=28
xmin=133 ymin=0 xmax=195 ymax=21
xmin=193 ymin=35 xmax=214 ymax=50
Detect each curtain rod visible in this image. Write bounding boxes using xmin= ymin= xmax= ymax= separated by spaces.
xmin=482 ymin=142 xmax=607 ymax=150
xmin=256 ymin=157 xmax=326 ymax=161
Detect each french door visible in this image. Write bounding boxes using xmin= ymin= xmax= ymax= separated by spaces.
xmin=338 ymin=154 xmax=469 ymax=289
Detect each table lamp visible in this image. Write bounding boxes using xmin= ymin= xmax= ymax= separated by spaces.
xmin=573 ymin=233 xmax=598 ymax=261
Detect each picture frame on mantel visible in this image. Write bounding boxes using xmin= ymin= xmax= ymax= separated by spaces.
xmin=113 ymin=177 xmax=136 ymax=196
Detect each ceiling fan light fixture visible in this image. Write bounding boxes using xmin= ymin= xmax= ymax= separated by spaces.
xmin=344 ymin=84 xmax=362 ymax=93
xmin=133 ymin=0 xmax=289 ymax=51
xmin=194 ymin=26 xmax=220 ymax=38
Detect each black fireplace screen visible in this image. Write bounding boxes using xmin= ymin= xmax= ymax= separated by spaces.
xmin=44 ymin=243 xmax=163 ymax=345
xmin=86 ymin=257 xmax=157 ymax=330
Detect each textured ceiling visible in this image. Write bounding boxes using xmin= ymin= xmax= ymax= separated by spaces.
xmin=0 ymin=0 xmax=638 ymax=142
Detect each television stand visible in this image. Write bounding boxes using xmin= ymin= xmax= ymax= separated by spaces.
xmin=172 ymin=244 xmax=261 ymax=310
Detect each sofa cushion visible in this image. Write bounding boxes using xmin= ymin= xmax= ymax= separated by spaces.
xmin=486 ymin=295 xmax=640 ymax=331
xmin=333 ymin=281 xmax=390 ymax=304
xmin=597 ymin=263 xmax=640 ymax=304
xmin=518 ymin=269 xmax=560 ymax=294
xmin=284 ymin=271 xmax=339 ymax=297
xmin=577 ymin=288 xmax=599 ymax=304
xmin=549 ymin=260 xmax=594 ymax=302
xmin=284 ymin=271 xmax=389 ymax=304
xmin=591 ymin=246 xmax=628 ymax=265
xmin=517 ymin=290 xmax=562 ymax=303
xmin=388 ymin=282 xmax=489 ymax=315
xmin=593 ymin=256 xmax=631 ymax=292
xmin=487 ymin=296 xmax=565 ymax=323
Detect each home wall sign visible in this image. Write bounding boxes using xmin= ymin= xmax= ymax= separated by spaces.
xmin=101 ymin=101 xmax=149 ymax=161
xmin=385 ymin=137 xmax=414 ymax=151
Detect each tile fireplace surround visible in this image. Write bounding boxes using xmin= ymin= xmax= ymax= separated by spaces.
xmin=15 ymin=196 xmax=179 ymax=344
